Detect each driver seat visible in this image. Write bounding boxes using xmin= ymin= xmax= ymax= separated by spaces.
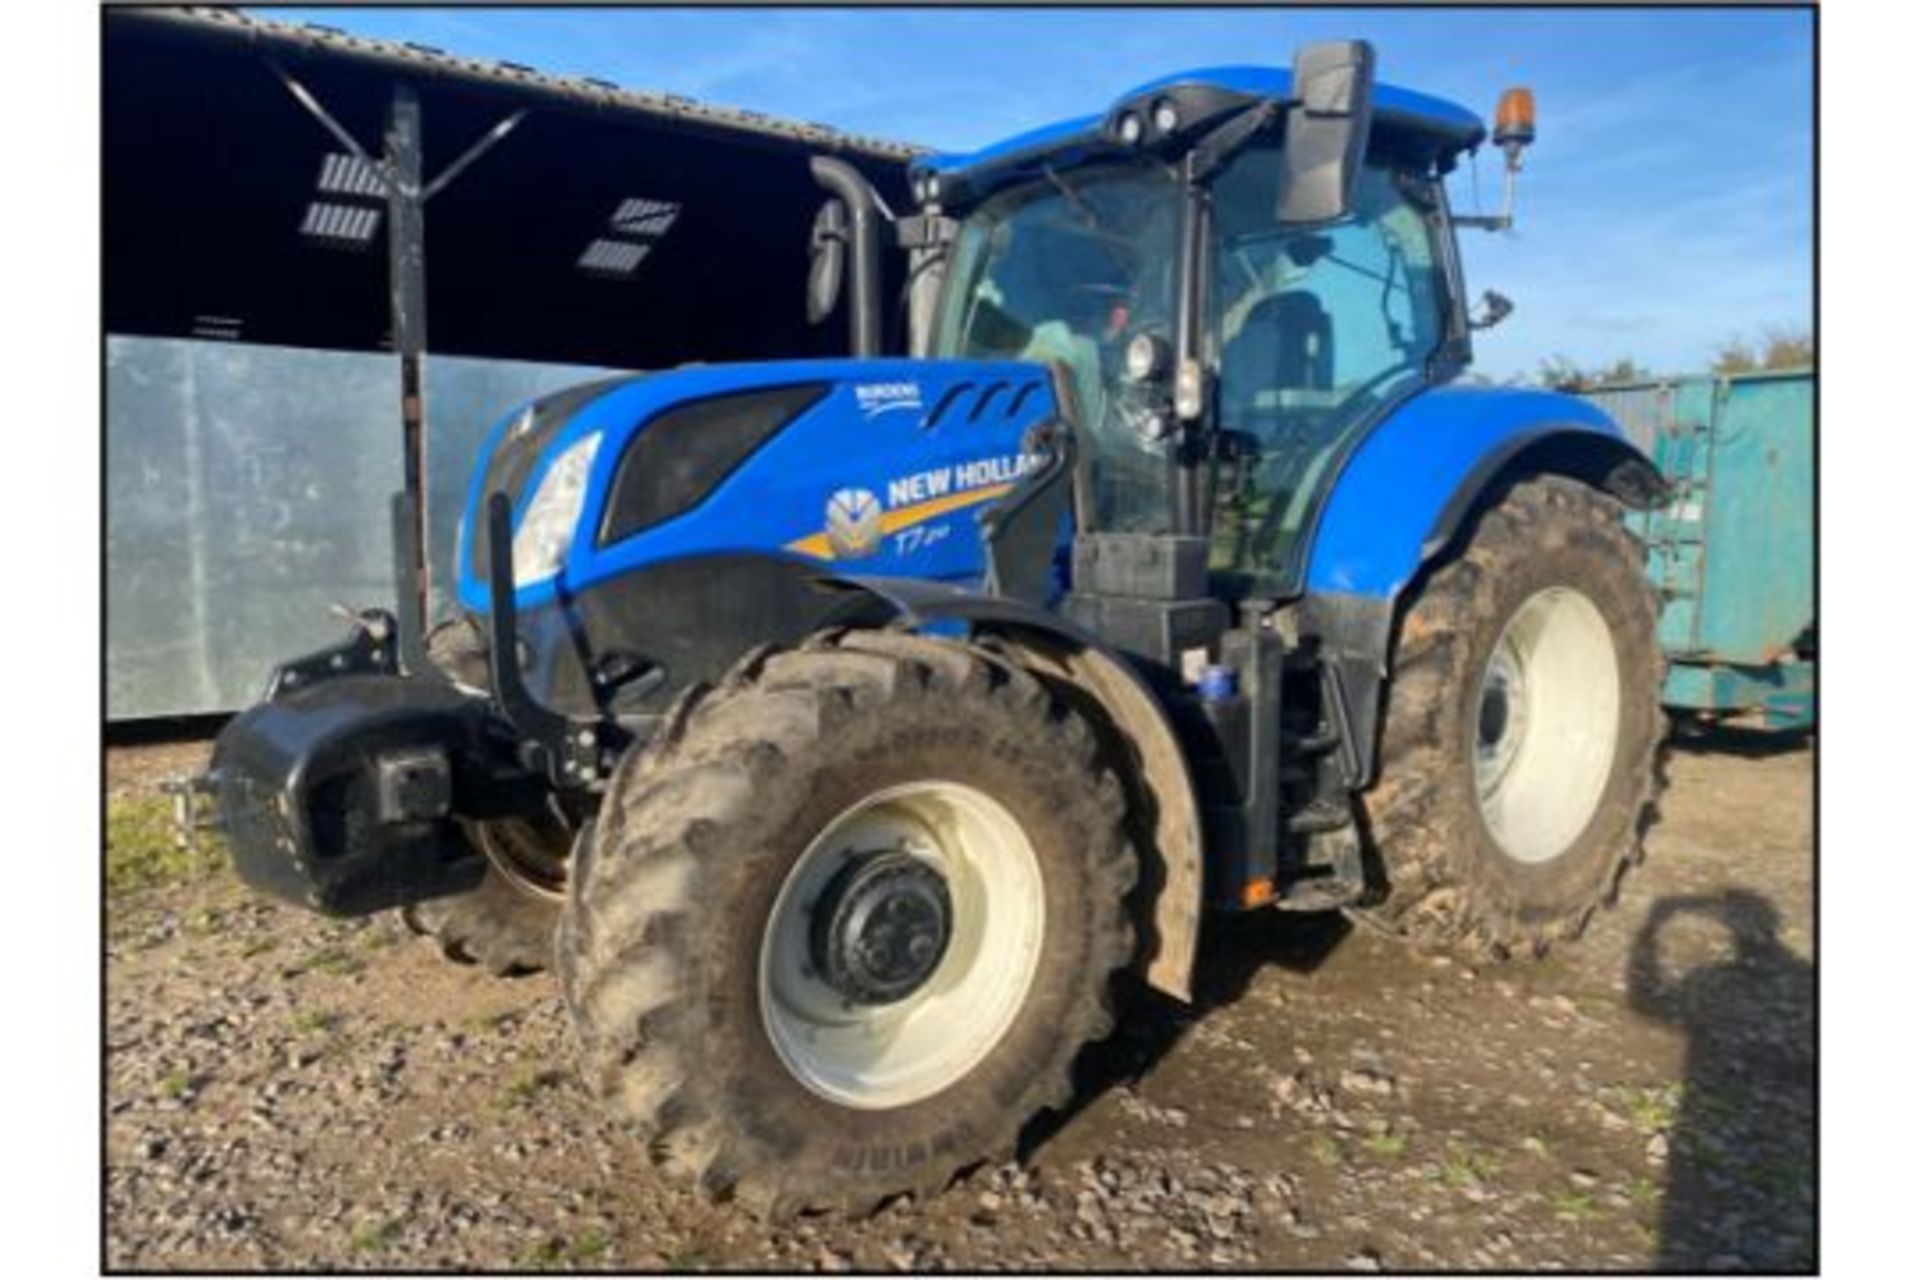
xmin=1220 ymin=291 xmax=1334 ymax=416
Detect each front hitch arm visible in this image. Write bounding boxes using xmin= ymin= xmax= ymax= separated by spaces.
xmin=482 ymin=492 xmax=620 ymax=788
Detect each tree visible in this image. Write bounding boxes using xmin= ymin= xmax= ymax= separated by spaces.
xmin=1535 ymin=354 xmax=1651 ymax=392
xmin=1712 ymin=325 xmax=1813 ymax=374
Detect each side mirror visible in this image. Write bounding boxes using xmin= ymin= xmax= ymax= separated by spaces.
xmin=1469 ymin=289 xmax=1515 ymax=331
xmin=808 ymin=157 xmax=882 ymax=356
xmin=806 ymin=199 xmax=848 ymax=326
xmin=1275 ymin=40 xmax=1376 ymax=226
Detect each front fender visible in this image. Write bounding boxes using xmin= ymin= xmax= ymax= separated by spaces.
xmin=831 ymin=575 xmax=1204 ymax=1003
xmin=1305 ymin=385 xmax=1663 ymax=599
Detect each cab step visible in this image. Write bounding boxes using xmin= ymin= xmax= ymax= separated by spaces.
xmin=1286 ymin=797 xmax=1353 ymax=835
xmin=1272 ymin=826 xmax=1366 ymax=912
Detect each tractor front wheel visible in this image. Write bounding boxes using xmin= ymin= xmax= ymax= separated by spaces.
xmin=398 ymin=618 xmax=568 ymax=975
xmin=1354 ymin=475 xmax=1664 ymax=956
xmin=557 ymin=631 xmax=1138 ymax=1215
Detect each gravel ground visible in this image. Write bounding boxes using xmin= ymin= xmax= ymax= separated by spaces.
xmin=104 ymin=725 xmax=1813 ymax=1271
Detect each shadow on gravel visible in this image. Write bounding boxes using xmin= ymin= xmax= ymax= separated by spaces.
xmin=1019 ymin=909 xmax=1352 ymax=1158
xmin=1667 ymin=717 xmax=1814 ymax=760
xmin=1628 ymin=890 xmax=1815 ymax=1271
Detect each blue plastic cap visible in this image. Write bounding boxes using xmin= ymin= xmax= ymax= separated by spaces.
xmin=1198 ymin=664 xmax=1240 ymax=701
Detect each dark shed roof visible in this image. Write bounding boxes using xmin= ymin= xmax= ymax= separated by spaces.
xmin=104 ymin=7 xmax=917 ymax=367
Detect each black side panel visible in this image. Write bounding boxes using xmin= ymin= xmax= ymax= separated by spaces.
xmin=597 ymin=384 xmax=829 ymax=546
xmin=565 ymin=554 xmax=893 ymax=714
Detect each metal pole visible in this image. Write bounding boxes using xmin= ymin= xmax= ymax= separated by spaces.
xmin=385 ymin=82 xmax=431 ymax=629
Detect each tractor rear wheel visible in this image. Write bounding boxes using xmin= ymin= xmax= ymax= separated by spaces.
xmin=1353 ymin=475 xmax=1664 ymax=956
xmin=557 ymin=630 xmax=1138 ymax=1215
xmin=398 ymin=618 xmax=568 ymax=975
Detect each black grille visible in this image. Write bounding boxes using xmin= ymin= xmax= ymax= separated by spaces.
xmin=597 ymin=383 xmax=828 ymax=546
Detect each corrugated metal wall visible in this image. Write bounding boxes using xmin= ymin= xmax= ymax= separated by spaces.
xmin=106 ymin=338 xmax=621 ymax=718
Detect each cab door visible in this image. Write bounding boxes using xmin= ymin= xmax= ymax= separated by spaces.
xmin=1205 ymin=146 xmax=1450 ymax=597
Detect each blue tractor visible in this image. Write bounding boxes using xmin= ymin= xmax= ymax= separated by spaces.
xmin=203 ymin=43 xmax=1666 ymax=1214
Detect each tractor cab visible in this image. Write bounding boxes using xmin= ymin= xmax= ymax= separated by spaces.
xmin=815 ymin=49 xmax=1512 ymax=601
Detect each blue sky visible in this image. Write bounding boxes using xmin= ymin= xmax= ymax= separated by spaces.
xmin=259 ymin=6 xmax=1812 ymax=380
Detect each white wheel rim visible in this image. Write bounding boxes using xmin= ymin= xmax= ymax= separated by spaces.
xmin=758 ymin=781 xmax=1046 ymax=1110
xmin=1473 ymin=587 xmax=1621 ymax=865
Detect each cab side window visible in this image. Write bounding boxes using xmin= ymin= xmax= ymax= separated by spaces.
xmin=1208 ymin=149 xmax=1446 ymax=587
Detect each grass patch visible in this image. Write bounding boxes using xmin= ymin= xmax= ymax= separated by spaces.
xmin=502 ymin=1068 xmax=566 ymax=1108
xmin=1546 ymin=1189 xmax=1600 ymax=1222
xmin=159 ymin=1069 xmax=192 ymax=1099
xmin=1603 ymin=1082 xmax=1680 ymax=1134
xmin=350 ymin=1215 xmax=406 ymax=1253
xmin=1439 ymin=1142 xmax=1502 ymax=1188
xmin=463 ymin=1009 xmax=515 ymax=1033
xmin=1361 ymin=1132 xmax=1408 ymax=1159
xmin=182 ymin=907 xmax=225 ymax=937
xmin=106 ymin=796 xmax=223 ymax=895
xmin=289 ymin=946 xmax=364 ymax=978
xmin=1624 ymin=1173 xmax=1661 ymax=1207
xmin=515 ymin=1230 xmax=613 ymax=1270
xmin=513 ymin=1238 xmax=567 ymax=1270
xmin=1309 ymin=1134 xmax=1343 ymax=1168
xmin=290 ymin=1009 xmax=339 ymax=1035
xmin=666 ymin=1244 xmax=713 ymax=1272
xmin=570 ymin=1229 xmax=612 ymax=1262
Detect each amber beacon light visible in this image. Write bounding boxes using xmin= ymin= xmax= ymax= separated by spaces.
xmin=1493 ymin=87 xmax=1536 ymax=169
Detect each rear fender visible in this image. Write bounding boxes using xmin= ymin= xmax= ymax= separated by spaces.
xmin=830 ymin=576 xmax=1203 ymax=1003
xmin=1302 ymin=386 xmax=1665 ymax=787
xmin=1306 ymin=386 xmax=1663 ymax=599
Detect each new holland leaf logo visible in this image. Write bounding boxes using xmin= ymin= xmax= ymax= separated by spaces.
xmin=824 ymin=487 xmax=884 ymax=559
xmin=790 ymin=455 xmax=1037 ymax=562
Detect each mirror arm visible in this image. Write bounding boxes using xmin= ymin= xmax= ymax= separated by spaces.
xmin=1187 ymin=100 xmax=1279 ymax=182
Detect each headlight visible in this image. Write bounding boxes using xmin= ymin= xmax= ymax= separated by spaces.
xmin=1124 ymin=331 xmax=1170 ymax=383
xmin=509 ymin=433 xmax=601 ymax=587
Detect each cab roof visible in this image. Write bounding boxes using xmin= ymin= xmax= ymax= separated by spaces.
xmin=913 ymin=65 xmax=1487 ymax=207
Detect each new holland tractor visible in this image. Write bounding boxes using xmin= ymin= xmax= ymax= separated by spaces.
xmin=197 ymin=43 xmax=1666 ymax=1214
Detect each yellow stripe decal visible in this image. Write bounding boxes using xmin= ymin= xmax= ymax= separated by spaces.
xmin=786 ymin=483 xmax=1017 ymax=560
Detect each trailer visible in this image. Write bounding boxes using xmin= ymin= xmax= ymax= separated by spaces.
xmin=1585 ymin=371 xmax=1813 ymax=729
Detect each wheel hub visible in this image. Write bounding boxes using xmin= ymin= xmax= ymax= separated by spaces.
xmin=1476 ymin=643 xmax=1528 ymax=801
xmin=1471 ymin=586 xmax=1621 ymax=865
xmin=810 ymin=851 xmax=953 ymax=1006
xmin=761 ymin=781 xmax=1046 ymax=1109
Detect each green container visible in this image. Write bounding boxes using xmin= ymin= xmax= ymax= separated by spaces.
xmin=1584 ymin=370 xmax=1813 ymax=728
